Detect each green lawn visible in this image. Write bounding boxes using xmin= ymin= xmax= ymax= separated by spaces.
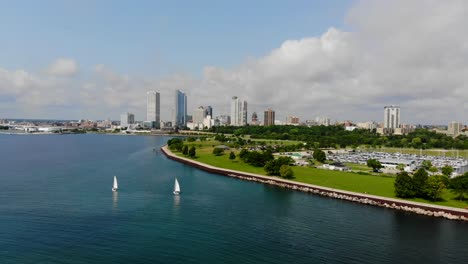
xmin=344 ymin=162 xmax=371 ymax=171
xmin=173 ymin=142 xmax=468 ymax=209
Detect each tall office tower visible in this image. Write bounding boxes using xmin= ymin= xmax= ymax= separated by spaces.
xmin=205 ymin=106 xmax=213 ymax=118
xmin=383 ymin=105 xmax=400 ymax=133
xmin=146 ymin=91 xmax=160 ymax=128
xmin=264 ymin=109 xmax=275 ymax=126
xmin=120 ymin=112 xmax=135 ymax=128
xmin=174 ymin=90 xmax=187 ymax=127
xmin=230 ymin=96 xmax=239 ymax=126
xmin=240 ymin=100 xmax=248 ymax=126
xmin=448 ymin=121 xmax=462 ymax=136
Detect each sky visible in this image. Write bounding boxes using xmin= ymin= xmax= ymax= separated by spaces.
xmin=0 ymin=0 xmax=467 ymax=125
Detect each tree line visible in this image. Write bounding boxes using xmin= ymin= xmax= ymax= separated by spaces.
xmin=394 ymin=169 xmax=468 ymax=201
xmin=209 ymin=125 xmax=468 ymax=150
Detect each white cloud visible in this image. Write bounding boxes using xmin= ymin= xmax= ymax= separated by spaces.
xmin=1 ymin=0 xmax=468 ymax=124
xmin=46 ymin=58 xmax=79 ymax=77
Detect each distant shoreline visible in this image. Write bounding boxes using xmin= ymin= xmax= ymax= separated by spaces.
xmin=161 ymin=145 xmax=468 ymax=222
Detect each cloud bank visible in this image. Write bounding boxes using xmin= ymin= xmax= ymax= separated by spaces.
xmin=0 ymin=0 xmax=467 ymax=124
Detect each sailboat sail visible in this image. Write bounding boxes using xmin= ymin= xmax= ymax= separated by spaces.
xmin=174 ymin=178 xmax=180 ymax=194
xmin=113 ymin=176 xmax=118 ymax=190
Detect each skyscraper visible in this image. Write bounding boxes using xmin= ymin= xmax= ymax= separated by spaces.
xmin=230 ymin=96 xmax=239 ymax=126
xmin=174 ymin=90 xmax=187 ymax=127
xmin=205 ymin=106 xmax=213 ymax=118
xmin=146 ymin=91 xmax=160 ymax=128
xmin=240 ymin=100 xmax=248 ymax=126
xmin=264 ymin=109 xmax=275 ymax=126
xmin=230 ymin=96 xmax=247 ymax=126
xmin=384 ymin=105 xmax=400 ymax=133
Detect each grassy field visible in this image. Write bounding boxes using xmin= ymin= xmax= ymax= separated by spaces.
xmin=173 ymin=140 xmax=468 ymax=209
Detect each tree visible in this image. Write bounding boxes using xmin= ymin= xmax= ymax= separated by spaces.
xmin=264 ymin=156 xmax=293 ymax=176
xmin=421 ymin=160 xmax=432 ymax=170
xmin=424 ymin=175 xmax=447 ymax=201
xmin=239 ymin=149 xmax=249 ymax=160
xmin=188 ymin=146 xmax=196 ymax=158
xmin=450 ymin=174 xmax=468 ymax=200
xmin=367 ymin=159 xmax=383 ymax=172
xmin=212 ymin=148 xmax=224 ymax=156
xmin=167 ymin=138 xmax=184 ymax=152
xmin=279 ymin=165 xmax=294 ymax=179
xmin=313 ymin=149 xmax=326 ymax=163
xmin=428 ymin=166 xmax=439 ymax=173
xmin=229 ymin=151 xmax=236 ymax=160
xmin=182 ymin=145 xmax=189 ymax=155
xmin=394 ymin=171 xmax=415 ymax=198
xmin=413 ymin=168 xmax=429 ymax=197
xmin=441 ymin=165 xmax=454 ymax=177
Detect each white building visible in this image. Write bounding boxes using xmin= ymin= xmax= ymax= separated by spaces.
xmin=356 ymin=121 xmax=378 ymax=130
xmin=384 ymin=105 xmax=400 ymax=133
xmin=230 ymin=96 xmax=247 ymax=126
xmin=230 ymin=96 xmax=239 ymax=126
xmin=379 ymin=158 xmax=416 ymax=172
xmin=448 ymin=121 xmax=463 ymax=137
xmin=315 ymin=116 xmax=331 ymax=126
xmin=120 ymin=113 xmax=135 ymax=128
xmin=146 ymin=91 xmax=160 ymax=128
xmin=193 ymin=106 xmax=206 ymax=129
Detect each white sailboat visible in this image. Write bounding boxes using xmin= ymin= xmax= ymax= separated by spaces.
xmin=173 ymin=178 xmax=180 ymax=195
xmin=112 ymin=176 xmax=118 ymax=192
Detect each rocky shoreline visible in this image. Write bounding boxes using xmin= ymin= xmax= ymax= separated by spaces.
xmin=161 ymin=146 xmax=468 ymax=222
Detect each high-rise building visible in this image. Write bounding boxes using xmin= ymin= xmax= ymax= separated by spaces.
xmin=174 ymin=90 xmax=187 ymax=127
xmin=287 ymin=115 xmax=299 ymax=124
xmin=230 ymin=96 xmax=239 ymax=126
xmin=448 ymin=121 xmax=463 ymax=136
xmin=193 ymin=106 xmax=206 ymax=129
xmin=240 ymin=101 xmax=248 ymax=126
xmin=384 ymin=105 xmax=400 ymax=133
xmin=146 ymin=91 xmax=160 ymax=128
xmin=205 ymin=106 xmax=213 ymax=118
xmin=120 ymin=112 xmax=135 ymax=128
xmin=264 ymin=109 xmax=275 ymax=126
xmin=230 ymin=96 xmax=247 ymax=126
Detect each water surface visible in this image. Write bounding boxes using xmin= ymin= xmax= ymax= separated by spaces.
xmin=0 ymin=134 xmax=467 ymax=263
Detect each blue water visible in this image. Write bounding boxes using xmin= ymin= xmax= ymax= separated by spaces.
xmin=0 ymin=134 xmax=467 ymax=264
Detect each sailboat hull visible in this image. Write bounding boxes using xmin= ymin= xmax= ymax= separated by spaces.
xmin=173 ymin=191 xmax=179 ymax=195
xmin=112 ymin=188 xmax=118 ymax=192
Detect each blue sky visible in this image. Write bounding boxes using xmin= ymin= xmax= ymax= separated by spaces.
xmin=0 ymin=0 xmax=352 ymax=76
xmin=0 ymin=0 xmax=466 ymax=124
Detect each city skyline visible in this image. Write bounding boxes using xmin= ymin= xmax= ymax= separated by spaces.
xmin=0 ymin=1 xmax=467 ymax=124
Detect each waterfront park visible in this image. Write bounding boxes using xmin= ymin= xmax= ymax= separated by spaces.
xmin=167 ymin=135 xmax=468 ymax=209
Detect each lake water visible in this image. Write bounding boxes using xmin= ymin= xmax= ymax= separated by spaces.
xmin=1 ymin=134 xmax=467 ymax=263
